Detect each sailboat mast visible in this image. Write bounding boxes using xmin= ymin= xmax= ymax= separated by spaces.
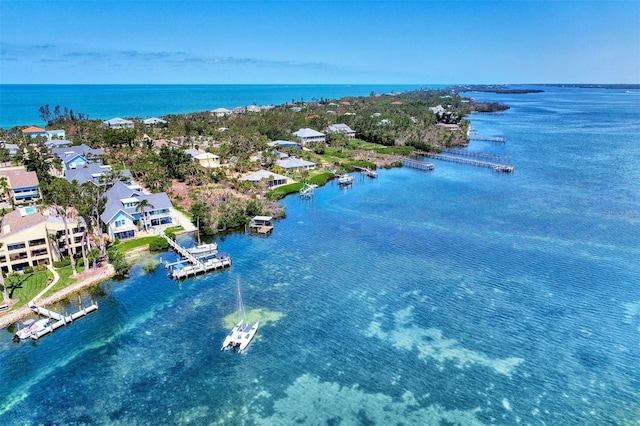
xmin=236 ymin=278 xmax=246 ymax=321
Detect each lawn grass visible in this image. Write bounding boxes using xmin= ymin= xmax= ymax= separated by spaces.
xmin=266 ymin=170 xmax=335 ymax=200
xmin=42 ymin=265 xmax=81 ymax=298
xmin=164 ymin=225 xmax=184 ymax=234
xmin=113 ymin=236 xmax=161 ymax=255
xmin=5 ymin=271 xmax=51 ymax=310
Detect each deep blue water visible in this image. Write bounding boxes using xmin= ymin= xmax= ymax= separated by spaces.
xmin=0 ymin=87 xmax=639 ymax=425
xmin=0 ymin=84 xmax=434 ymax=129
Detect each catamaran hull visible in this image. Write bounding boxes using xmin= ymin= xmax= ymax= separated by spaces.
xmin=221 ymin=321 xmax=259 ymax=353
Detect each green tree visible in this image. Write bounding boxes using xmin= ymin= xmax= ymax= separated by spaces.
xmin=43 ymin=179 xmax=80 ymax=276
xmin=190 ymin=201 xmax=214 ymax=235
xmin=0 ymin=243 xmax=7 ymax=304
xmin=0 ymin=148 xmax=10 ymax=167
xmin=135 ymin=199 xmax=153 ymax=232
xmin=0 ymin=176 xmax=10 ymax=207
xmin=23 ymin=148 xmax=52 ymax=185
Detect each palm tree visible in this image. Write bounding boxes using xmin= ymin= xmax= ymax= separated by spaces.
xmin=135 ymin=199 xmax=153 ymax=233
xmin=0 ymin=243 xmax=8 ymax=304
xmin=0 ymin=176 xmax=11 ymax=208
xmin=80 ymin=182 xmax=107 ymax=258
xmin=61 ymin=206 xmax=78 ymax=276
xmin=79 ymin=217 xmax=89 ymax=271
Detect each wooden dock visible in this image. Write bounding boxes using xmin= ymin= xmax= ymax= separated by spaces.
xmin=401 ymin=158 xmax=435 ymax=171
xmin=422 ymin=153 xmax=514 ymax=173
xmin=29 ymin=301 xmax=99 ymax=340
xmin=162 ymin=234 xmax=232 ymax=279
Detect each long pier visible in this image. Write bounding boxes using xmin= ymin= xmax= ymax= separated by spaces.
xmin=354 ymin=166 xmax=378 ymax=178
xmin=401 ymin=158 xmax=435 ymax=171
xmin=469 ymin=136 xmax=506 ymax=143
xmin=28 ymin=301 xmax=99 ymax=340
xmin=422 ymin=153 xmax=514 ymax=173
xmin=162 ymin=234 xmax=232 ymax=279
xmin=442 ymin=148 xmax=509 ymax=162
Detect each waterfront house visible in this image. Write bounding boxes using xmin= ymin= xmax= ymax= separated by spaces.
xmin=276 ymin=157 xmax=316 ymax=172
xmin=103 ymin=117 xmax=134 ymax=129
xmin=45 ymin=139 xmax=73 ymax=150
xmin=0 ymin=207 xmax=85 ymax=273
xmin=46 ymin=129 xmax=66 ymax=140
xmin=185 ymin=149 xmax=220 ymax=168
xmin=100 ymin=181 xmax=173 ymax=240
xmin=292 ymin=128 xmax=325 ymax=145
xmin=325 ymin=123 xmax=356 ymax=139
xmin=268 ymin=140 xmax=302 ymax=150
xmin=143 ymin=117 xmax=167 ymax=125
xmin=232 ymin=106 xmax=246 ymax=114
xmin=246 ymin=105 xmax=261 ymax=113
xmin=22 ymin=126 xmax=48 ymax=139
xmin=52 ymin=144 xmax=104 ymax=171
xmin=0 ymin=167 xmax=41 ymax=206
xmin=211 ymin=108 xmax=232 ymax=117
xmin=64 ymin=163 xmax=133 ymax=186
xmin=239 ymin=170 xmax=289 ymax=188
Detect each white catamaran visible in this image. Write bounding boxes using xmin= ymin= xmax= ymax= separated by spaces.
xmin=221 ymin=279 xmax=259 ymax=353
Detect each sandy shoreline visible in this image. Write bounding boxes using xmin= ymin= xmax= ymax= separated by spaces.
xmin=0 ymin=264 xmax=116 ymax=329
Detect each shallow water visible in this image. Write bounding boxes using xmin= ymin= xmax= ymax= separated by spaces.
xmin=1 ymin=86 xmax=639 ymax=425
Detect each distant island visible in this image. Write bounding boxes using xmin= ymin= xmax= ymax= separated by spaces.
xmin=546 ymin=83 xmax=640 ymax=90
xmin=453 ymin=85 xmax=544 ymax=94
xmin=453 ymin=83 xmax=640 ymax=93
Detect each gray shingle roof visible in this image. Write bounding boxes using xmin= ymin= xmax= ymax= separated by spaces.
xmin=100 ymin=181 xmax=172 ymax=225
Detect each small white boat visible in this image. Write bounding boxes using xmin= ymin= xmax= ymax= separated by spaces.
xmin=337 ymin=173 xmax=354 ymax=185
xmin=14 ymin=318 xmax=49 ymax=340
xmin=187 ymin=243 xmax=218 ymax=258
xmin=221 ymin=279 xmax=259 ymax=353
xmin=14 ymin=319 xmax=36 ymax=340
xmin=32 ymin=319 xmax=51 ymax=334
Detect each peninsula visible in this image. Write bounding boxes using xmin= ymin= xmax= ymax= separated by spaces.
xmin=0 ymin=88 xmax=508 ymax=328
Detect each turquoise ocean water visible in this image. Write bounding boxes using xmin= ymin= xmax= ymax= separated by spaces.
xmin=0 ymin=86 xmax=639 ymax=425
xmin=0 ymin=84 xmax=433 ymax=129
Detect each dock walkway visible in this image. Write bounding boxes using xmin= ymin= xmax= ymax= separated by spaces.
xmin=442 ymin=148 xmax=509 ymax=162
xmin=162 ymin=234 xmax=232 ymax=279
xmin=354 ymin=166 xmax=378 ymax=178
xmin=29 ymin=302 xmax=99 ymax=340
xmin=420 ymin=153 xmax=514 ymax=173
xmin=401 ymin=158 xmax=435 ymax=171
xmin=469 ymin=136 xmax=506 ymax=143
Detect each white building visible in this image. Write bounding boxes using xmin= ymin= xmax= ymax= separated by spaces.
xmin=325 ymin=123 xmax=356 ymax=139
xmin=292 ymin=128 xmax=325 ymax=145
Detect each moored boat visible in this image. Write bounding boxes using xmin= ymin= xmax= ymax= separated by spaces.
xmin=187 ymin=242 xmax=218 ymax=258
xmin=337 ymin=173 xmax=354 ymax=185
xmin=13 ymin=318 xmax=50 ymax=340
xmin=221 ymin=279 xmax=259 ymax=353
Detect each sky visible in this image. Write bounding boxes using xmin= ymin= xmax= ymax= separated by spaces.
xmin=1 ymin=0 xmax=639 ymax=84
